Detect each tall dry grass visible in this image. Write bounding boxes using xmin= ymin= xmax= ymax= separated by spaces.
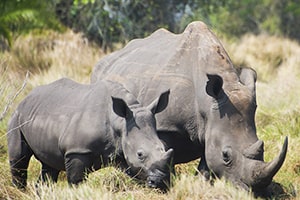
xmin=0 ymin=30 xmax=299 ymax=199
xmin=4 ymin=30 xmax=103 ymax=86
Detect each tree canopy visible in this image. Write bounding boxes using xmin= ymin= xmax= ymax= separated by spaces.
xmin=0 ymin=0 xmax=63 ymax=50
xmin=1 ymin=0 xmax=300 ymax=51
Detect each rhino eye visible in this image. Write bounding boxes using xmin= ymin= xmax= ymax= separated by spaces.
xmin=222 ymin=147 xmax=232 ymax=166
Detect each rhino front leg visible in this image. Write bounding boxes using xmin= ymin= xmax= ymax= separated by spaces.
xmin=196 ymin=156 xmax=210 ymax=181
xmin=38 ymin=162 xmax=60 ymax=183
xmin=64 ymin=153 xmax=94 ymax=185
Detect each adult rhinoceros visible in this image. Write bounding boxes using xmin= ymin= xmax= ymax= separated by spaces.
xmin=7 ymin=78 xmax=173 ymax=189
xmin=91 ymin=21 xmax=288 ymax=191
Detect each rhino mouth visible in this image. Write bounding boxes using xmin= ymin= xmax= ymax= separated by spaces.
xmin=147 ymin=169 xmax=170 ymax=190
xmin=125 ymin=167 xmax=170 ymax=190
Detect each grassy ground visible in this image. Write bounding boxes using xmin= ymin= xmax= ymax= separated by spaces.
xmin=0 ymin=30 xmax=299 ymax=199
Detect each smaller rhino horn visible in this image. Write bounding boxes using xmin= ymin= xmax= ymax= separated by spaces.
xmin=243 ymin=140 xmax=264 ymax=160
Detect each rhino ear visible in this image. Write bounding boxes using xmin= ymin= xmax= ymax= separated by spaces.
xmin=206 ymin=74 xmax=224 ymax=99
xmin=148 ymin=89 xmax=170 ymax=114
xmin=112 ymin=96 xmax=133 ymax=119
xmin=239 ymin=67 xmax=257 ymax=92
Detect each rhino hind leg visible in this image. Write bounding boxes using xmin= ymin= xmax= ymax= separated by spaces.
xmin=10 ymin=155 xmax=32 ymax=189
xmin=64 ymin=153 xmax=94 ymax=185
xmin=8 ymin=131 xmax=33 ymax=188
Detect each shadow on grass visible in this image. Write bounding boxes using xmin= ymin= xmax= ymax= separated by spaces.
xmin=255 ymin=181 xmax=296 ymax=199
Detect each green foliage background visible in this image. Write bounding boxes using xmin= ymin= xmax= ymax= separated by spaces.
xmin=1 ymin=0 xmax=300 ymax=51
xmin=0 ymin=0 xmax=63 ymax=50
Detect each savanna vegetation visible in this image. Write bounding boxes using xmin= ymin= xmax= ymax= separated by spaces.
xmin=0 ymin=0 xmax=300 ymax=199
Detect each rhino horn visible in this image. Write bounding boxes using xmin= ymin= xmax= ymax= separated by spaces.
xmin=164 ymin=148 xmax=174 ymax=161
xmin=250 ymin=137 xmax=288 ymax=189
xmin=261 ymin=137 xmax=288 ymax=180
xmin=151 ymin=148 xmax=174 ymax=173
xmin=243 ymin=139 xmax=264 ymax=160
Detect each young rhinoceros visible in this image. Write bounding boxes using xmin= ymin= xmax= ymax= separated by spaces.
xmin=7 ymin=78 xmax=173 ymax=190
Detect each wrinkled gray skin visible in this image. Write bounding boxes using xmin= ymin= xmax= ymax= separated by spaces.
xmin=91 ymin=21 xmax=288 ymax=191
xmin=7 ymin=78 xmax=173 ymax=189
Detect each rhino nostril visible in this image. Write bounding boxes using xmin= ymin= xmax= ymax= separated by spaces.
xmin=137 ymin=150 xmax=146 ymax=161
xmin=148 ymin=180 xmax=156 ymax=187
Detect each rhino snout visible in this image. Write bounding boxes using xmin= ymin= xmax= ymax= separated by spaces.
xmin=147 ymin=169 xmax=170 ymax=190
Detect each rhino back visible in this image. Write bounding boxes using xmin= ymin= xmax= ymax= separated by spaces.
xmin=93 ymin=22 xmax=238 ymax=138
xmin=16 ymin=78 xmax=115 ymax=169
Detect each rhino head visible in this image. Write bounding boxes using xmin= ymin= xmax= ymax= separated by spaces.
xmin=112 ymin=90 xmax=174 ymax=190
xmin=204 ymin=68 xmax=288 ymax=191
